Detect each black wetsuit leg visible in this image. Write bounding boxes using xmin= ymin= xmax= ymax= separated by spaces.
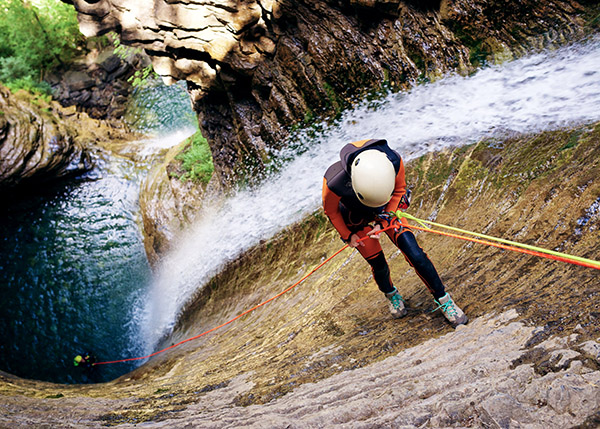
xmin=391 ymin=231 xmax=446 ymax=299
xmin=365 ymin=251 xmax=395 ymax=294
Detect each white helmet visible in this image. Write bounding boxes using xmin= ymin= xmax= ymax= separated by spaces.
xmin=350 ymin=150 xmax=396 ymax=207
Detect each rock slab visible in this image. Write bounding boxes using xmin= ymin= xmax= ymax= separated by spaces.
xmin=0 ymin=86 xmax=93 ymax=191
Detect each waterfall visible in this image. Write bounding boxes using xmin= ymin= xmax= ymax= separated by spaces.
xmin=140 ymin=36 xmax=600 ymax=352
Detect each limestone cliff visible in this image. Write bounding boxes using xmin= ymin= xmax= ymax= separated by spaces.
xmin=1 ymin=123 xmax=599 ymax=427
xmin=0 ymin=85 xmax=143 ymax=193
xmin=0 ymin=86 xmax=94 ymax=191
xmin=68 ymin=0 xmax=596 ymax=186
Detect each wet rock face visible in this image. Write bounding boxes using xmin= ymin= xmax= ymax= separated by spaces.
xmin=139 ymin=140 xmax=219 ymax=266
xmin=0 ymin=86 xmax=94 ymax=191
xmin=46 ymin=47 xmax=149 ymax=120
xmin=68 ymin=0 xmax=589 ymax=186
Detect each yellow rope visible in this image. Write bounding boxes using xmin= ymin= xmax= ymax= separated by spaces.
xmin=393 ymin=211 xmax=600 ymax=270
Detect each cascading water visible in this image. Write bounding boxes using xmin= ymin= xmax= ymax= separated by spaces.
xmin=141 ymin=37 xmax=600 ymax=352
xmin=0 ymin=81 xmax=196 ymax=383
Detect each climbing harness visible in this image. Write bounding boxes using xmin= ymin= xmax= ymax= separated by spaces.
xmin=91 ymin=211 xmax=599 ymax=366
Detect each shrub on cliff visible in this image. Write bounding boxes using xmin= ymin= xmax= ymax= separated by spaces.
xmin=0 ymin=0 xmax=84 ymax=94
xmin=176 ymin=131 xmax=214 ymax=184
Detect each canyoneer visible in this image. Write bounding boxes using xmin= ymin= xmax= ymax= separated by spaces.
xmin=322 ymin=139 xmax=468 ymax=327
xmin=73 ymin=352 xmax=96 ymax=369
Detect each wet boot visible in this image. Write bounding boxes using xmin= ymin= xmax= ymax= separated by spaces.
xmin=434 ymin=293 xmax=468 ymax=328
xmin=385 ymin=289 xmax=407 ymax=318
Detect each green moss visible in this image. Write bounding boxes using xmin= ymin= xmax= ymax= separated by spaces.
xmin=583 ymin=3 xmax=600 ymax=31
xmin=322 ymin=81 xmax=343 ymax=117
xmin=420 ymin=148 xmax=468 ymax=189
xmin=175 ymin=130 xmax=214 ymax=184
xmin=589 ymin=13 xmax=600 ymax=30
xmin=560 ymin=130 xmax=582 ymax=151
xmin=45 ymin=393 xmax=64 ymax=398
xmin=452 ymin=157 xmax=489 ymax=198
xmin=412 ymin=155 xmax=425 ymax=180
xmin=407 ymin=49 xmax=425 ymax=71
xmin=405 ymin=50 xmax=429 ymax=84
xmin=303 ymin=107 xmax=314 ymax=124
xmin=382 ymin=67 xmax=390 ymax=86
xmin=425 ymin=159 xmax=453 ymax=185
xmin=448 ymin=25 xmax=491 ymax=69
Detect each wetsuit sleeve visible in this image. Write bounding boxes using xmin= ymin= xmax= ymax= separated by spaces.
xmin=384 ymin=156 xmax=408 ymax=213
xmin=322 ymin=178 xmax=353 ymax=241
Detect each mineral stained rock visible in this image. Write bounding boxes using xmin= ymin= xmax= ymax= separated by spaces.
xmin=69 ymin=0 xmax=589 ymax=185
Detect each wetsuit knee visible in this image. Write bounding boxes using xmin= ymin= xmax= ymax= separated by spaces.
xmin=395 ymin=231 xmax=428 ymax=267
xmin=366 ymin=251 xmax=395 ymax=294
xmin=395 ymin=231 xmax=446 ymax=299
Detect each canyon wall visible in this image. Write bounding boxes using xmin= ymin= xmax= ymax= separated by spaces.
xmin=0 ymin=85 xmax=145 ymax=194
xmin=0 ymin=86 xmax=94 ymax=191
xmin=69 ymin=0 xmax=595 ymax=186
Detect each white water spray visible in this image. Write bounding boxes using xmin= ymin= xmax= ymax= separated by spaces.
xmin=140 ymin=37 xmax=600 ymax=350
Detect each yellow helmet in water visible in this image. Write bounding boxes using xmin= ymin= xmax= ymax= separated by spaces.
xmin=351 ymin=150 xmax=396 ymax=208
xmin=73 ymin=355 xmax=83 ymax=366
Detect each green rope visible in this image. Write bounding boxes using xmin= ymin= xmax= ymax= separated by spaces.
xmin=392 ymin=210 xmax=600 ymax=269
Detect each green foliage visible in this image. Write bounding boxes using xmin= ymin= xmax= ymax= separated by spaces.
xmin=0 ymin=56 xmax=31 ymax=82
xmin=560 ymin=130 xmax=582 ymax=151
xmin=110 ymin=32 xmax=155 ymax=88
xmin=0 ymin=0 xmax=84 ymax=93
xmin=4 ymin=76 xmax=52 ymax=99
xmin=111 ymin=32 xmax=143 ymax=61
xmin=176 ymin=131 xmax=214 ymax=184
xmin=128 ymin=64 xmax=155 ymax=88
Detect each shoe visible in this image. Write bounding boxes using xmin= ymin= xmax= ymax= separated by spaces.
xmin=385 ymin=289 xmax=407 ymax=318
xmin=434 ymin=293 xmax=468 ymax=328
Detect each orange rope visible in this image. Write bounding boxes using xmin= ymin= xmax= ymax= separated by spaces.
xmin=407 ymin=224 xmax=600 ymax=270
xmin=93 ymin=218 xmax=597 ymax=366
xmin=94 ymin=242 xmax=352 ymax=365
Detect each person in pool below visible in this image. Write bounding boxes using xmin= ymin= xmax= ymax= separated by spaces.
xmin=322 ymin=138 xmax=468 ymax=327
xmin=73 ymin=352 xmax=96 ymax=369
